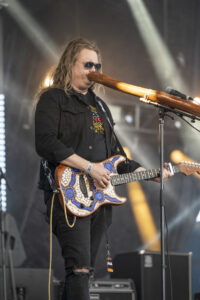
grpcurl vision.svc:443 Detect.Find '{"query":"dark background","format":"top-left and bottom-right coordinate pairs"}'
top-left (2, 0), bottom-right (200, 297)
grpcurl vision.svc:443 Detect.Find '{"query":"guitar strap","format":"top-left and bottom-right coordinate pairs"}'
top-left (96, 97), bottom-right (127, 273)
top-left (96, 97), bottom-right (128, 161)
top-left (96, 97), bottom-right (142, 174)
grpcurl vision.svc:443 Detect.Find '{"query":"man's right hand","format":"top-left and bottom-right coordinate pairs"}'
top-left (90, 163), bottom-right (110, 189)
top-left (60, 154), bottom-right (110, 189)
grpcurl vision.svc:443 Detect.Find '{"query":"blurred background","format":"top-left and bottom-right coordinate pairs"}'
top-left (1, 0), bottom-right (200, 298)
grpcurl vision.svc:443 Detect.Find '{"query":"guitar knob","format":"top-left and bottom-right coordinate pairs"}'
top-left (80, 203), bottom-right (85, 208)
top-left (90, 196), bottom-right (94, 200)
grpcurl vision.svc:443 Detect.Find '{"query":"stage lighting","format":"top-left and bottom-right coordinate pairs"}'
top-left (174, 120), bottom-right (181, 129)
top-left (193, 97), bottom-right (200, 105)
top-left (124, 114), bottom-right (134, 124)
top-left (126, 0), bottom-right (187, 91)
top-left (196, 211), bottom-right (200, 223)
top-left (6, 0), bottom-right (59, 61)
top-left (0, 0), bottom-right (8, 8)
top-left (44, 75), bottom-right (53, 87)
top-left (0, 94), bottom-right (6, 211)
top-left (121, 106), bottom-right (135, 126)
top-left (170, 150), bottom-right (185, 163)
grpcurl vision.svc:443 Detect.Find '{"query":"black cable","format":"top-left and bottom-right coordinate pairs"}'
top-left (176, 114), bottom-right (200, 133)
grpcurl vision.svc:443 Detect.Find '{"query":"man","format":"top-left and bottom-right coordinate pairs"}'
top-left (35, 38), bottom-right (171, 300)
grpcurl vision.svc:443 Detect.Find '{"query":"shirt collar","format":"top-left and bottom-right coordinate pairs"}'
top-left (69, 88), bottom-right (96, 105)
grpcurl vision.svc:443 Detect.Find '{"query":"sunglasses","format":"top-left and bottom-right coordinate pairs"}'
top-left (84, 61), bottom-right (102, 72)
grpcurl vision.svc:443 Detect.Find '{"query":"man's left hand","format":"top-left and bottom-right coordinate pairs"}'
top-left (153, 162), bottom-right (172, 183)
top-left (135, 163), bottom-right (172, 183)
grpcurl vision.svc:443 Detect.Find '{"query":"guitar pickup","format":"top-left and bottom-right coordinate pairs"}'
top-left (79, 174), bottom-right (88, 198)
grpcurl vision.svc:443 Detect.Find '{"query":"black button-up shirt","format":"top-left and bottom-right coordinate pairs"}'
top-left (35, 88), bottom-right (119, 163)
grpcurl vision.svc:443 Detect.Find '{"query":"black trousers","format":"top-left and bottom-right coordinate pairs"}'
top-left (45, 192), bottom-right (112, 300)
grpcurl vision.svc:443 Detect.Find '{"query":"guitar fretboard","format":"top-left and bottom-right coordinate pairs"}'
top-left (111, 165), bottom-right (180, 186)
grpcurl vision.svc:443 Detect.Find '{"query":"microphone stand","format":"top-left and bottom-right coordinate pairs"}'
top-left (138, 97), bottom-right (174, 300)
top-left (159, 108), bottom-right (166, 300)
top-left (140, 101), bottom-right (189, 300)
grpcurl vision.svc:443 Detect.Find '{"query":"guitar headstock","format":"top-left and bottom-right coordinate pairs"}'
top-left (179, 161), bottom-right (200, 176)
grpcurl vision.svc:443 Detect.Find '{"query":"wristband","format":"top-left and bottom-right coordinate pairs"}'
top-left (86, 162), bottom-right (93, 175)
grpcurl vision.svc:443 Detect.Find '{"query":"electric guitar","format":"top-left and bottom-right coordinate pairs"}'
top-left (55, 155), bottom-right (200, 217)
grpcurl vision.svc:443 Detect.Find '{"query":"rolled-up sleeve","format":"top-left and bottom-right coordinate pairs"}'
top-left (35, 91), bottom-right (74, 163)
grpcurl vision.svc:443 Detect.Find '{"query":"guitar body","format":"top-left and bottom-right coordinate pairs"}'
top-left (55, 154), bottom-right (200, 218)
top-left (55, 155), bottom-right (126, 217)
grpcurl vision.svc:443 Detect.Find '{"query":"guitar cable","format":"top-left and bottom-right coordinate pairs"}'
top-left (42, 159), bottom-right (76, 300)
top-left (62, 191), bottom-right (76, 228)
top-left (48, 191), bottom-right (56, 300)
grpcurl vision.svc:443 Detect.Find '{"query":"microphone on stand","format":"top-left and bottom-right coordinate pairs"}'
top-left (165, 86), bottom-right (193, 101)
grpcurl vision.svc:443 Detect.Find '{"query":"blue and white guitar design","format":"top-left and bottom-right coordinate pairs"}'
top-left (55, 155), bottom-right (200, 217)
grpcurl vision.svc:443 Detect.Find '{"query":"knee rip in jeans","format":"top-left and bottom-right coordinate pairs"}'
top-left (73, 266), bottom-right (94, 278)
top-left (65, 264), bottom-right (94, 278)
top-left (74, 268), bottom-right (89, 275)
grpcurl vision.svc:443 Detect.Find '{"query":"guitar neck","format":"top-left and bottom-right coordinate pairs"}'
top-left (111, 164), bottom-right (180, 186)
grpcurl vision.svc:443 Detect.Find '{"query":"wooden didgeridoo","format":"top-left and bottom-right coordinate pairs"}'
top-left (88, 72), bottom-right (200, 119)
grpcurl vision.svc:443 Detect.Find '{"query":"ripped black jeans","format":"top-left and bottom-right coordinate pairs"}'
top-left (46, 193), bottom-right (112, 300)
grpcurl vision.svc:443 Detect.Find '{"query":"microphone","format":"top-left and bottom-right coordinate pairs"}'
top-left (165, 86), bottom-right (193, 101)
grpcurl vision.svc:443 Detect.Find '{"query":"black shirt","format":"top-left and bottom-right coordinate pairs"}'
top-left (74, 89), bottom-right (107, 162)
